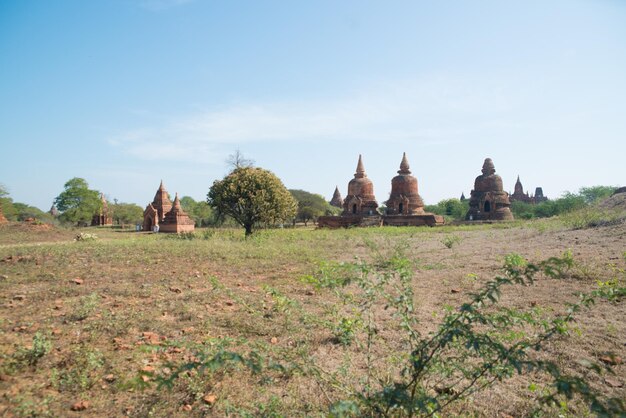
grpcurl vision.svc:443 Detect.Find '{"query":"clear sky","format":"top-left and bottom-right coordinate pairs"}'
top-left (1, 0), bottom-right (625, 211)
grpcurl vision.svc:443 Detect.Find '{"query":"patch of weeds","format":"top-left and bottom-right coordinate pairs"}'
top-left (2, 332), bottom-right (52, 373)
top-left (51, 343), bottom-right (105, 392)
top-left (69, 292), bottom-right (100, 321)
top-left (332, 315), bottom-right (362, 346)
top-left (442, 234), bottom-right (462, 249)
top-left (164, 231), bottom-right (196, 240)
top-left (561, 207), bottom-right (625, 229)
top-left (11, 394), bottom-right (55, 417)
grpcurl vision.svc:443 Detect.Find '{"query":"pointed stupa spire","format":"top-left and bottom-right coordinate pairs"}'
top-left (159, 179), bottom-right (165, 190)
top-left (355, 154), bottom-right (366, 178)
top-left (172, 192), bottom-right (181, 210)
top-left (398, 152), bottom-right (411, 174)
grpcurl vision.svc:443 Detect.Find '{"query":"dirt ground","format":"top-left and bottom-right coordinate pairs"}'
top-left (0, 220), bottom-right (624, 417)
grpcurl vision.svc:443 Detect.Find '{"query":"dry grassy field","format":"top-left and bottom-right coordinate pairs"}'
top-left (0, 219), bottom-right (624, 417)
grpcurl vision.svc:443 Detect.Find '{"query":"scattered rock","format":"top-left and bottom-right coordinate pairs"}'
top-left (305, 290), bottom-right (315, 296)
top-left (169, 287), bottom-right (182, 293)
top-left (182, 404), bottom-right (193, 412)
top-left (530, 301), bottom-right (537, 307)
top-left (141, 331), bottom-right (162, 345)
top-left (599, 355), bottom-right (623, 365)
top-left (270, 337), bottom-right (278, 344)
top-left (225, 300), bottom-right (234, 306)
top-left (141, 375), bottom-right (151, 382)
top-left (0, 274), bottom-right (8, 280)
top-left (605, 377), bottom-right (623, 388)
top-left (12, 295), bottom-right (26, 301)
top-left (451, 288), bottom-right (461, 293)
top-left (203, 394), bottom-right (217, 405)
top-left (70, 401), bottom-right (90, 411)
top-left (104, 374), bottom-right (116, 383)
top-left (73, 278), bottom-right (84, 285)
top-left (141, 365), bottom-right (155, 373)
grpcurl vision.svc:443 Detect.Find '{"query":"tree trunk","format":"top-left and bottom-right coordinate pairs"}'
top-left (244, 223), bottom-right (253, 237)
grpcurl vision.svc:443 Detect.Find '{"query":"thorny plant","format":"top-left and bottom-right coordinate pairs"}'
top-left (146, 248), bottom-right (625, 417)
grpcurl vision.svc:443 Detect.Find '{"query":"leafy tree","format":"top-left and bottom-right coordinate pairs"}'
top-left (109, 202), bottom-right (143, 225)
top-left (578, 185), bottom-right (616, 204)
top-left (425, 198), bottom-right (469, 221)
top-left (0, 183), bottom-right (14, 221)
top-left (11, 203), bottom-right (55, 223)
top-left (208, 167), bottom-right (297, 236)
top-left (180, 196), bottom-right (215, 227)
top-left (289, 189), bottom-right (334, 226)
top-left (54, 178), bottom-right (101, 226)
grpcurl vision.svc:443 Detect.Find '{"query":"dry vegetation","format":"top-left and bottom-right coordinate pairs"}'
top-left (0, 218), bottom-right (624, 417)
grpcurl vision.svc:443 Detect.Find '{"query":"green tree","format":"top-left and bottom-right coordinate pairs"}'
top-left (0, 183), bottom-right (15, 221)
top-left (578, 185), bottom-right (616, 204)
top-left (180, 196), bottom-right (215, 227)
top-left (289, 189), bottom-right (334, 226)
top-left (11, 203), bottom-right (55, 223)
top-left (425, 198), bottom-right (468, 221)
top-left (54, 178), bottom-right (101, 226)
top-left (208, 167), bottom-right (297, 236)
top-left (109, 202), bottom-right (143, 225)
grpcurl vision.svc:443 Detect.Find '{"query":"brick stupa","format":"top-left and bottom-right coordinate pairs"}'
top-left (342, 155), bottom-right (379, 216)
top-left (143, 181), bottom-right (195, 233)
top-left (318, 155), bottom-right (381, 228)
top-left (383, 153), bottom-right (443, 226)
top-left (465, 158), bottom-right (514, 221)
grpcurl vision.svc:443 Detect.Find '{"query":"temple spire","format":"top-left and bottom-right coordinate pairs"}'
top-left (172, 192), bottom-right (181, 210)
top-left (355, 154), bottom-right (366, 178)
top-left (398, 152), bottom-right (411, 174)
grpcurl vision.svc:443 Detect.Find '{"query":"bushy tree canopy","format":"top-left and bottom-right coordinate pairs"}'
top-left (54, 178), bottom-right (101, 226)
top-left (110, 202), bottom-right (143, 225)
top-left (208, 167), bottom-right (297, 235)
top-left (289, 189), bottom-right (335, 226)
top-left (180, 196), bottom-right (215, 227)
top-left (424, 198), bottom-right (469, 221)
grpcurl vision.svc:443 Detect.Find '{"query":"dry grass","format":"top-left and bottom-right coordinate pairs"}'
top-left (0, 221), bottom-right (624, 417)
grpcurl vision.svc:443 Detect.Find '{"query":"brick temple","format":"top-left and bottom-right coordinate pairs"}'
top-left (143, 181), bottom-right (195, 233)
top-left (91, 193), bottom-right (113, 226)
top-left (465, 158), bottom-right (514, 221)
top-left (509, 176), bottom-right (548, 204)
top-left (318, 153), bottom-right (443, 228)
top-left (382, 153), bottom-right (443, 226)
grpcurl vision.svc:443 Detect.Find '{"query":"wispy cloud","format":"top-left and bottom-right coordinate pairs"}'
top-left (108, 76), bottom-right (519, 163)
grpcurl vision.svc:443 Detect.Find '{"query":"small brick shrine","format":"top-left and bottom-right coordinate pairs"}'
top-left (143, 181), bottom-right (195, 233)
top-left (91, 193), bottom-right (113, 226)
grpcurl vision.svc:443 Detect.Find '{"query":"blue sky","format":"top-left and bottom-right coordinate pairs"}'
top-left (1, 0), bottom-right (625, 210)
